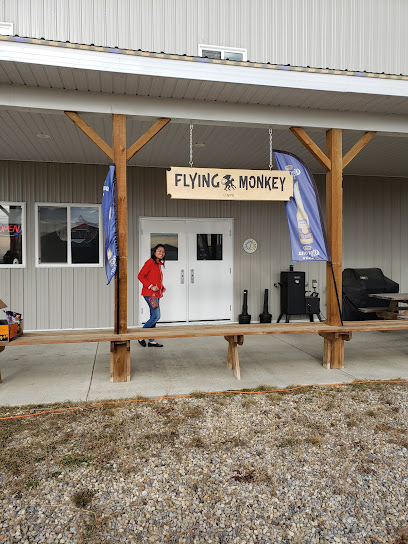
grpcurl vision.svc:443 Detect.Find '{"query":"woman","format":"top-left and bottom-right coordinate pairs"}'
top-left (137, 244), bottom-right (166, 347)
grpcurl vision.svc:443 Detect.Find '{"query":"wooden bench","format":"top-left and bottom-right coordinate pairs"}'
top-left (2, 320), bottom-right (408, 381)
top-left (358, 307), bottom-right (389, 314)
top-left (359, 306), bottom-right (408, 319)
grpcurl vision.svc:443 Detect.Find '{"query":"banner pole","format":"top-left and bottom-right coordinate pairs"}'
top-left (329, 261), bottom-right (343, 326)
top-left (116, 265), bottom-right (119, 335)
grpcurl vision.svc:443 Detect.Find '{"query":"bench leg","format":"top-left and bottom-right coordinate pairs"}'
top-left (323, 337), bottom-right (344, 369)
top-left (319, 332), bottom-right (352, 369)
top-left (110, 340), bottom-right (130, 382)
top-left (224, 335), bottom-right (242, 380)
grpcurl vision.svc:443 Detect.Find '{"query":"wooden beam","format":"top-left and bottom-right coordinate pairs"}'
top-left (342, 131), bottom-right (376, 169)
top-left (64, 111), bottom-right (114, 160)
top-left (111, 113), bottom-right (129, 382)
top-left (126, 118), bottom-right (171, 162)
top-left (324, 128), bottom-right (344, 369)
top-left (290, 127), bottom-right (331, 171)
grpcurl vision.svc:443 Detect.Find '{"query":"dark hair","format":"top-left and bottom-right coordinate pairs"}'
top-left (151, 244), bottom-right (166, 265)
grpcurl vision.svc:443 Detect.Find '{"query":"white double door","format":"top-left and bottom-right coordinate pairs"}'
top-left (139, 218), bottom-right (233, 323)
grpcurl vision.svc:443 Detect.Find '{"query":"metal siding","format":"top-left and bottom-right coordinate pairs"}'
top-left (0, 160), bottom-right (114, 330)
top-left (1, 160), bottom-right (407, 330)
top-left (1, 0), bottom-right (407, 75)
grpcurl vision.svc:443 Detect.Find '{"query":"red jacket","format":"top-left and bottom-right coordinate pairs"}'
top-left (138, 258), bottom-right (165, 298)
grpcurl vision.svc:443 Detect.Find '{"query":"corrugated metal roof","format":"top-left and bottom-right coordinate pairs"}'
top-left (1, 34), bottom-right (406, 81)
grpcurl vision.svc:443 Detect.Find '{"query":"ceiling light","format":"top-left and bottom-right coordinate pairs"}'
top-left (194, 142), bottom-right (205, 148)
top-left (37, 133), bottom-right (50, 139)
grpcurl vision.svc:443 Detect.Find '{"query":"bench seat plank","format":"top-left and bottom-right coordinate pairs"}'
top-left (3, 320), bottom-right (408, 347)
top-left (358, 307), bottom-right (388, 313)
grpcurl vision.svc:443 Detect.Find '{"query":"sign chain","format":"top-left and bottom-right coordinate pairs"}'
top-left (189, 124), bottom-right (194, 167)
top-left (269, 127), bottom-right (273, 170)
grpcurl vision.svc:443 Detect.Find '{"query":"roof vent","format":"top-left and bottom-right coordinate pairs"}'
top-left (0, 22), bottom-right (14, 36)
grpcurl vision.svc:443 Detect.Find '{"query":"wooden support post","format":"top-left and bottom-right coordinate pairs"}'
top-left (110, 340), bottom-right (130, 382)
top-left (111, 114), bottom-right (130, 382)
top-left (224, 335), bottom-right (241, 380)
top-left (325, 128), bottom-right (344, 369)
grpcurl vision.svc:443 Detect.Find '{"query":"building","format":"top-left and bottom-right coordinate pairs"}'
top-left (0, 0), bottom-right (407, 345)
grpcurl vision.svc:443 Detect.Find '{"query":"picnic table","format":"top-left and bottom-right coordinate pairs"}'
top-left (359, 293), bottom-right (408, 320)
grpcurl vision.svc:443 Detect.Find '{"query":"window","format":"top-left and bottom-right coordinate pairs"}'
top-left (198, 44), bottom-right (247, 62)
top-left (197, 234), bottom-right (223, 260)
top-left (150, 233), bottom-right (178, 261)
top-left (0, 202), bottom-right (25, 268)
top-left (36, 203), bottom-right (102, 267)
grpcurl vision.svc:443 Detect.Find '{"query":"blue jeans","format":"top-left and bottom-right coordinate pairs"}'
top-left (143, 296), bottom-right (161, 343)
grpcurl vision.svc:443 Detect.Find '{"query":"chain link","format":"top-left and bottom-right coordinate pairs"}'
top-left (269, 127), bottom-right (273, 170)
top-left (189, 124), bottom-right (194, 167)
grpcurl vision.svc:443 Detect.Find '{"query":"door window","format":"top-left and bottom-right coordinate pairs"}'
top-left (197, 234), bottom-right (223, 260)
top-left (151, 233), bottom-right (178, 261)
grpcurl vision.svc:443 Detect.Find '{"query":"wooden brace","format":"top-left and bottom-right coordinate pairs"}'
top-left (318, 331), bottom-right (352, 342)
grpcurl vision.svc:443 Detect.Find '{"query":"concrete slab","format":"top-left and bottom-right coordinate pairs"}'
top-left (0, 343), bottom-right (97, 406)
top-left (0, 330), bottom-right (407, 407)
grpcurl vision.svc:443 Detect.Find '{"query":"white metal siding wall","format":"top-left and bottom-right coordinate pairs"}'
top-left (1, 0), bottom-right (407, 74)
top-left (0, 161), bottom-right (114, 330)
top-left (127, 168), bottom-right (408, 327)
top-left (1, 161), bottom-right (406, 330)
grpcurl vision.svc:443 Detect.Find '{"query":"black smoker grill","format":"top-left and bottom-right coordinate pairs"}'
top-left (342, 267), bottom-right (399, 321)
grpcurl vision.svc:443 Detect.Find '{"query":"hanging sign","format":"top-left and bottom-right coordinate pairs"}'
top-left (273, 150), bottom-right (330, 263)
top-left (167, 167), bottom-right (293, 201)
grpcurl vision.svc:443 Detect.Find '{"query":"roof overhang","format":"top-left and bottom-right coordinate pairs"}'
top-left (0, 37), bottom-right (407, 176)
top-left (1, 37), bottom-right (407, 97)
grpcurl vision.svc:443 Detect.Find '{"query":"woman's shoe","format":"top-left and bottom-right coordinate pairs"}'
top-left (148, 342), bottom-right (163, 347)
top-left (138, 340), bottom-right (146, 347)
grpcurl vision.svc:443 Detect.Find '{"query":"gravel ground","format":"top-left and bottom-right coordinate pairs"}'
top-left (1, 383), bottom-right (408, 544)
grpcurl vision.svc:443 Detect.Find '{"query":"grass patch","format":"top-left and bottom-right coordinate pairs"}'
top-left (25, 477), bottom-right (40, 489)
top-left (62, 454), bottom-right (92, 467)
top-left (72, 489), bottom-right (94, 508)
top-left (189, 435), bottom-right (207, 448)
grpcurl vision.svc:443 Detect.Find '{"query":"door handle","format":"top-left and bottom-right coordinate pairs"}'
top-left (181, 269), bottom-right (184, 284)
top-left (191, 269), bottom-right (194, 283)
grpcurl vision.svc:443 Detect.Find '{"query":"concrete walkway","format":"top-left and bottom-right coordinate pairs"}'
top-left (0, 329), bottom-right (407, 407)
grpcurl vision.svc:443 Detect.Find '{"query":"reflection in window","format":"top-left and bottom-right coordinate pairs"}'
top-left (39, 206), bottom-right (68, 263)
top-left (0, 203), bottom-right (24, 266)
top-left (201, 49), bottom-right (222, 59)
top-left (37, 204), bottom-right (101, 266)
top-left (151, 233), bottom-right (178, 261)
top-left (197, 234), bottom-right (223, 260)
top-left (71, 206), bottom-right (100, 264)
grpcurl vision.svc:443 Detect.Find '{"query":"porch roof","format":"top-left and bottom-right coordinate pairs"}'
top-left (0, 36), bottom-right (407, 176)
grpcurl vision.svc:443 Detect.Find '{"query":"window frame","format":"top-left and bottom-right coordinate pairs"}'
top-left (198, 44), bottom-right (247, 62)
top-left (0, 201), bottom-right (26, 269)
top-left (35, 202), bottom-right (103, 268)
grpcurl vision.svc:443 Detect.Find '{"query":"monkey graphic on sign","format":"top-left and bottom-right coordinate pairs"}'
top-left (222, 175), bottom-right (236, 191)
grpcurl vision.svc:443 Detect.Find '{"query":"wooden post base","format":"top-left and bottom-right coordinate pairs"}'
top-left (224, 335), bottom-right (243, 380)
top-left (110, 341), bottom-right (130, 382)
top-left (319, 332), bottom-right (352, 369)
